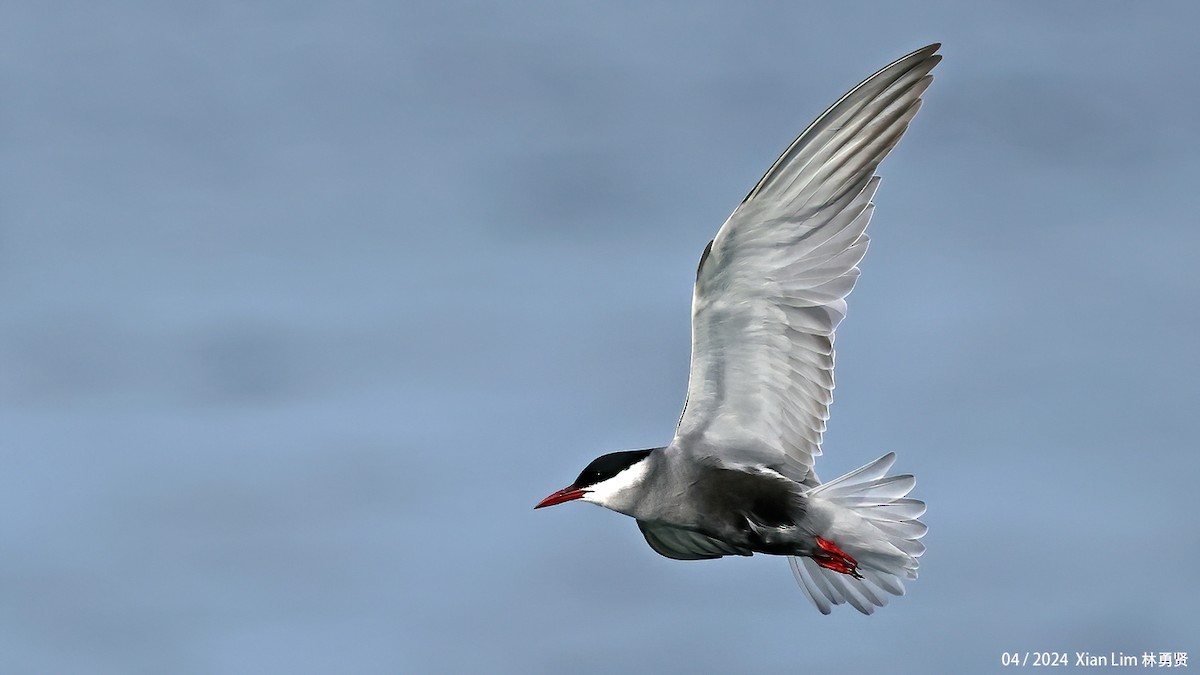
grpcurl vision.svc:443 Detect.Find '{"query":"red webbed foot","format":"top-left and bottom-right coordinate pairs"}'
top-left (814, 536), bottom-right (863, 579)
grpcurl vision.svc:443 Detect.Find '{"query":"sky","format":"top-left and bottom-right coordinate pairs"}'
top-left (3, 1), bottom-right (1198, 673)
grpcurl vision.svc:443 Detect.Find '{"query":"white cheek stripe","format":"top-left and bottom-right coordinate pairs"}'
top-left (581, 459), bottom-right (650, 507)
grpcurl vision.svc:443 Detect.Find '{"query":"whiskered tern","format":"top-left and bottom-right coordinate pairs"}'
top-left (537, 44), bottom-right (940, 615)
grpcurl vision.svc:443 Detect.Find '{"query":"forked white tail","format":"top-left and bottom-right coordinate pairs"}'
top-left (790, 452), bottom-right (926, 614)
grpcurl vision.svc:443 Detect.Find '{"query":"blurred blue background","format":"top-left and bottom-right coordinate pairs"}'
top-left (3, 1), bottom-right (1197, 673)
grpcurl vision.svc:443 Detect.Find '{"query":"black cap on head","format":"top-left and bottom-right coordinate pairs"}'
top-left (572, 448), bottom-right (655, 489)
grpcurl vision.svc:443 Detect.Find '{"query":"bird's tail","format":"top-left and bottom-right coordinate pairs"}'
top-left (790, 452), bottom-right (926, 614)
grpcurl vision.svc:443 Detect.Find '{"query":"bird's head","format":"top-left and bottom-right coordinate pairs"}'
top-left (535, 448), bottom-right (655, 512)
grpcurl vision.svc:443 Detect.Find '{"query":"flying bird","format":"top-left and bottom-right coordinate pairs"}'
top-left (536, 44), bottom-right (940, 614)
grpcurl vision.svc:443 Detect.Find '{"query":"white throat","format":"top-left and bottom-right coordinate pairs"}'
top-left (580, 458), bottom-right (651, 514)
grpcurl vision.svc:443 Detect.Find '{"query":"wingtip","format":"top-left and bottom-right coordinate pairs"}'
top-left (905, 43), bottom-right (942, 66)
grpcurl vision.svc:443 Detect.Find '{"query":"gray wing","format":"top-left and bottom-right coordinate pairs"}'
top-left (637, 521), bottom-right (753, 560)
top-left (673, 45), bottom-right (940, 482)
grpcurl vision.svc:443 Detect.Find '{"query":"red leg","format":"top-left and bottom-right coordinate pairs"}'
top-left (814, 537), bottom-right (863, 579)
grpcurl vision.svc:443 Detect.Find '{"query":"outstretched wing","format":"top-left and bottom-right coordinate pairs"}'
top-left (637, 521), bottom-right (752, 560)
top-left (673, 45), bottom-right (940, 482)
